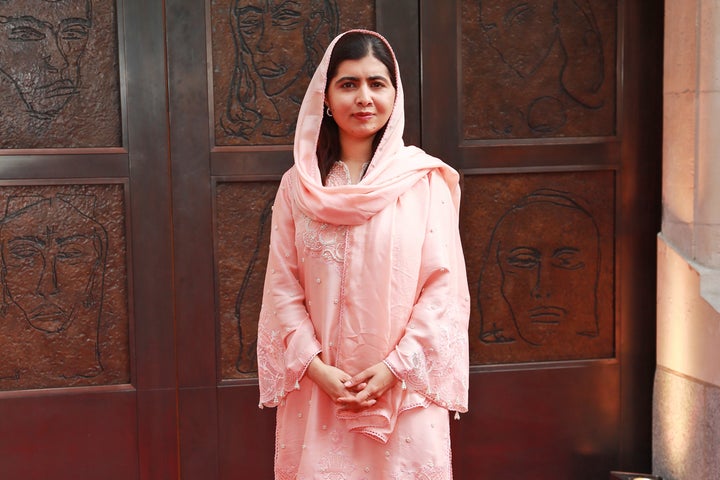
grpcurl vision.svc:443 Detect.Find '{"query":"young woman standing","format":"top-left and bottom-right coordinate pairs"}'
top-left (257, 29), bottom-right (470, 479)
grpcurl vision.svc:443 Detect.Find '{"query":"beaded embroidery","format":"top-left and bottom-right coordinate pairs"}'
top-left (299, 163), bottom-right (350, 266)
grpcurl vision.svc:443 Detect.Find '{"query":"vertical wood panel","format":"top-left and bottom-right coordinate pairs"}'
top-left (376, 0), bottom-right (421, 147)
top-left (124, 0), bottom-right (179, 477)
top-left (616, 0), bottom-right (663, 468)
top-left (166, 0), bottom-right (220, 477)
top-left (421, 0), bottom-right (460, 167)
top-left (217, 387), bottom-right (276, 480)
top-left (452, 364), bottom-right (620, 479)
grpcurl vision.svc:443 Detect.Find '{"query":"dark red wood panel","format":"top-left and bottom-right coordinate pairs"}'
top-left (452, 363), bottom-right (620, 479)
top-left (0, 387), bottom-right (138, 480)
top-left (217, 385), bottom-right (276, 480)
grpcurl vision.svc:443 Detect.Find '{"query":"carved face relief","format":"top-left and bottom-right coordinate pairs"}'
top-left (0, 197), bottom-right (103, 333)
top-left (494, 200), bottom-right (599, 346)
top-left (478, 0), bottom-right (558, 78)
top-left (0, 0), bottom-right (91, 118)
top-left (232, 0), bottom-right (317, 97)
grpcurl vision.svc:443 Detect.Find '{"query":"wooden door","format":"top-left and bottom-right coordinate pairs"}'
top-left (421, 0), bottom-right (662, 478)
top-left (0, 0), bottom-right (178, 479)
top-left (0, 0), bottom-right (662, 479)
top-left (166, 1), bottom-right (423, 478)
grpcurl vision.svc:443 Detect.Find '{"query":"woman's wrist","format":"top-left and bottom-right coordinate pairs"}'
top-left (307, 355), bottom-right (324, 381)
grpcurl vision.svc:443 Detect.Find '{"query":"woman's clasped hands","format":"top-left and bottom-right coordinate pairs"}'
top-left (307, 356), bottom-right (398, 411)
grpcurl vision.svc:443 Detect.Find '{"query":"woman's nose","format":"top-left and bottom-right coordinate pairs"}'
top-left (356, 85), bottom-right (372, 105)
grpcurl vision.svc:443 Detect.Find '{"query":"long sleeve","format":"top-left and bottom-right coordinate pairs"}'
top-left (384, 170), bottom-right (470, 413)
top-left (257, 170), bottom-right (322, 408)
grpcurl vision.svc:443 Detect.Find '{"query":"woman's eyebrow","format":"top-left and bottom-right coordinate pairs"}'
top-left (334, 75), bottom-right (359, 83)
top-left (334, 74), bottom-right (390, 84)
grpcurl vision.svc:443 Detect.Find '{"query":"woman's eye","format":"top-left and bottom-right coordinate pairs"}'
top-left (9, 245), bottom-right (39, 259)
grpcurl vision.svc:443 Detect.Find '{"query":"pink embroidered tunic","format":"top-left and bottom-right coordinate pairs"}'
top-left (257, 30), bottom-right (470, 480)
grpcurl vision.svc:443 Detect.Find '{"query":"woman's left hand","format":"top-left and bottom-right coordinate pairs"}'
top-left (336, 362), bottom-right (398, 411)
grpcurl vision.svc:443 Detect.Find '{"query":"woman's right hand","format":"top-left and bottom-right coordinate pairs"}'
top-left (306, 356), bottom-right (366, 404)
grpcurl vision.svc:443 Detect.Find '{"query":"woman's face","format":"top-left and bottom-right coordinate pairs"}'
top-left (325, 53), bottom-right (395, 148)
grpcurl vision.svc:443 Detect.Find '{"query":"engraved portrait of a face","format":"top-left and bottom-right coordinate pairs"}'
top-left (465, 0), bottom-right (611, 139)
top-left (0, 0), bottom-right (92, 119)
top-left (221, 0), bottom-right (338, 142)
top-left (0, 195), bottom-right (105, 334)
top-left (479, 189), bottom-right (601, 347)
top-left (234, 0), bottom-right (318, 97)
top-left (478, 0), bottom-right (558, 79)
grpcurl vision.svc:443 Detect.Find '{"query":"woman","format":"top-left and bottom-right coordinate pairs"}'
top-left (257, 29), bottom-right (469, 479)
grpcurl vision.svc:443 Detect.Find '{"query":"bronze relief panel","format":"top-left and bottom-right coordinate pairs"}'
top-left (461, 171), bottom-right (615, 364)
top-left (0, 183), bottom-right (130, 390)
top-left (461, 0), bottom-right (617, 140)
top-left (210, 0), bottom-right (375, 147)
top-left (216, 181), bottom-right (276, 379)
top-left (0, 0), bottom-right (122, 149)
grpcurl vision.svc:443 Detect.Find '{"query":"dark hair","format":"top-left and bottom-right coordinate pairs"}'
top-left (317, 32), bottom-right (397, 184)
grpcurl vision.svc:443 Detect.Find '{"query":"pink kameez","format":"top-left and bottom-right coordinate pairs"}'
top-left (257, 30), bottom-right (470, 480)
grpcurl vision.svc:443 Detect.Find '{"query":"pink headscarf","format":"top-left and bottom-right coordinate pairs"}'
top-left (291, 29), bottom-right (460, 225)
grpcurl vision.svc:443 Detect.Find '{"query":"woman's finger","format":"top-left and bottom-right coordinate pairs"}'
top-left (350, 382), bottom-right (367, 392)
top-left (343, 374), bottom-right (367, 388)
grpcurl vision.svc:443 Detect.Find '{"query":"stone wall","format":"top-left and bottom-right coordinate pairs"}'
top-left (656, 0), bottom-right (720, 478)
